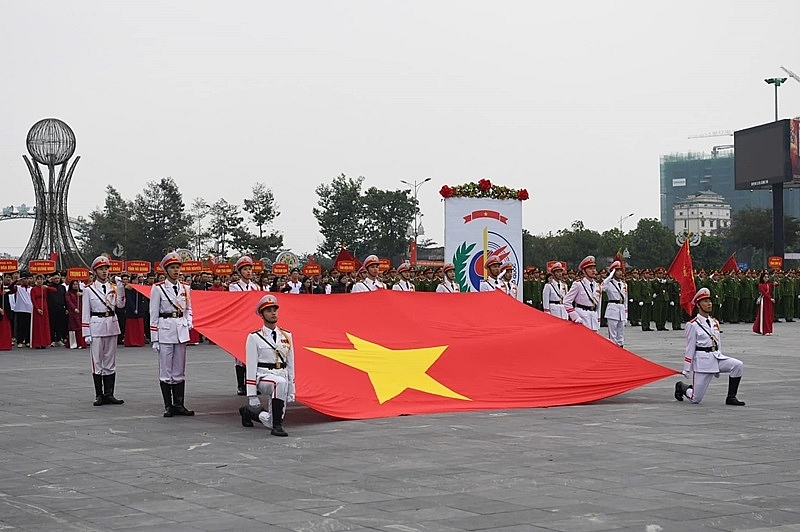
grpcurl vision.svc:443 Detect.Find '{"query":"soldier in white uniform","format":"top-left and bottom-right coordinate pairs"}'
top-left (351, 255), bottom-right (386, 292)
top-left (499, 262), bottom-right (517, 298)
top-left (149, 252), bottom-right (195, 417)
top-left (675, 288), bottom-right (745, 406)
top-left (436, 263), bottom-right (461, 293)
top-left (392, 262), bottom-right (416, 291)
top-left (601, 260), bottom-right (628, 346)
top-left (228, 256), bottom-right (259, 395)
top-left (563, 256), bottom-right (602, 331)
top-left (238, 294), bottom-right (295, 436)
top-left (542, 261), bottom-right (568, 320)
top-left (479, 254), bottom-right (503, 292)
top-left (82, 256), bottom-right (126, 406)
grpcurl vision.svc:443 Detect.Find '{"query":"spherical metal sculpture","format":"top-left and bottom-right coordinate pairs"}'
top-left (20, 118), bottom-right (86, 269)
top-left (26, 118), bottom-right (76, 166)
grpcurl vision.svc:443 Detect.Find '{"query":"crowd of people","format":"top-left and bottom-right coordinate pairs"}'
top-left (0, 256), bottom-right (797, 352)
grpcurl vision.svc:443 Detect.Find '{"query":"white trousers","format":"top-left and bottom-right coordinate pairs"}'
top-left (607, 319), bottom-right (625, 346)
top-left (157, 342), bottom-right (187, 383)
top-left (90, 336), bottom-right (117, 375)
top-left (573, 308), bottom-right (600, 331)
top-left (686, 358), bottom-right (744, 404)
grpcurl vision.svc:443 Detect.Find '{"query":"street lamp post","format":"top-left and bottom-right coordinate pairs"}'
top-left (400, 177), bottom-right (431, 265)
top-left (618, 212), bottom-right (634, 231)
top-left (765, 77), bottom-right (788, 262)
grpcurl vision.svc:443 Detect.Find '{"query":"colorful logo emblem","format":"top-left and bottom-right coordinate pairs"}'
top-left (452, 231), bottom-right (520, 292)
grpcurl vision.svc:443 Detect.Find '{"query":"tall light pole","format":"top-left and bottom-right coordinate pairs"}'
top-left (765, 77), bottom-right (788, 262)
top-left (764, 77), bottom-right (787, 121)
top-left (400, 177), bottom-right (431, 265)
top-left (618, 212), bottom-right (634, 231)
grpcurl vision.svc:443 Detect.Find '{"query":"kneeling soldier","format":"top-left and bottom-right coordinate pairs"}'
top-left (239, 294), bottom-right (296, 436)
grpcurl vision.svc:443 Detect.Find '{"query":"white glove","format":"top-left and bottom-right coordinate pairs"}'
top-left (669, 301), bottom-right (675, 306)
top-left (681, 370), bottom-right (690, 378)
top-left (115, 276), bottom-right (122, 282)
top-left (652, 293), bottom-right (657, 298)
top-left (629, 299), bottom-right (633, 302)
top-left (638, 301), bottom-right (643, 307)
top-left (248, 396), bottom-right (260, 407)
top-left (152, 341), bottom-right (159, 351)
top-left (569, 313), bottom-right (580, 323)
top-left (287, 394), bottom-right (296, 404)
top-left (84, 336), bottom-right (92, 345)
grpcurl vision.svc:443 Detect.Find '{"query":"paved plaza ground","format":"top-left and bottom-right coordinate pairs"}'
top-left (0, 321), bottom-right (799, 531)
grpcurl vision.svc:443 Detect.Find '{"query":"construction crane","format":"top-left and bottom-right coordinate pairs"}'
top-left (687, 130), bottom-right (733, 139)
top-left (780, 65), bottom-right (800, 84)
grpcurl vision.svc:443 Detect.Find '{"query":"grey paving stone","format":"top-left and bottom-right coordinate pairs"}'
top-left (1, 323), bottom-right (800, 531)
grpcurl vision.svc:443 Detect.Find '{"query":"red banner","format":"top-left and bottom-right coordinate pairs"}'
top-left (212, 263), bottom-right (233, 276)
top-left (0, 259), bottom-right (18, 273)
top-left (155, 263), bottom-right (165, 274)
top-left (667, 240), bottom-right (697, 316)
top-left (768, 256), bottom-right (783, 270)
top-left (378, 258), bottom-right (391, 272)
top-left (182, 260), bottom-right (202, 274)
top-left (134, 288), bottom-right (676, 420)
top-left (109, 260), bottom-right (124, 274)
top-left (272, 263), bottom-right (289, 275)
top-left (336, 260), bottom-right (355, 273)
top-left (463, 210), bottom-right (508, 224)
top-left (29, 260), bottom-right (56, 275)
top-left (126, 260), bottom-right (151, 274)
top-left (66, 267), bottom-right (90, 282)
top-left (302, 263), bottom-right (322, 276)
top-left (252, 260), bottom-right (264, 274)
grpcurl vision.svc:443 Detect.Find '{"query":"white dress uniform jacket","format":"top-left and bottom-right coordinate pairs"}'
top-left (351, 277), bottom-right (385, 292)
top-left (479, 277), bottom-right (502, 292)
top-left (542, 280), bottom-right (568, 319)
top-left (436, 279), bottom-right (461, 293)
top-left (81, 280), bottom-right (125, 338)
top-left (149, 279), bottom-right (193, 344)
top-left (601, 272), bottom-right (628, 321)
top-left (228, 279), bottom-right (259, 292)
top-left (245, 325), bottom-right (295, 401)
top-left (683, 316), bottom-right (729, 374)
top-left (392, 280), bottom-right (415, 291)
top-left (563, 278), bottom-right (601, 331)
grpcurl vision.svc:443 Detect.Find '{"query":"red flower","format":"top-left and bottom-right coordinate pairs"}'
top-left (517, 189), bottom-right (529, 201)
top-left (439, 185), bottom-right (453, 198)
top-left (478, 178), bottom-right (492, 192)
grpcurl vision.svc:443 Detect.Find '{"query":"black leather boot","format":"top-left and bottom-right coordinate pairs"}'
top-left (725, 376), bottom-right (746, 406)
top-left (172, 381), bottom-right (194, 416)
top-left (270, 398), bottom-right (288, 437)
top-left (102, 373), bottom-right (124, 405)
top-left (93, 374), bottom-right (104, 406)
top-left (238, 405), bottom-right (256, 427)
top-left (235, 365), bottom-right (246, 395)
top-left (160, 381), bottom-right (174, 417)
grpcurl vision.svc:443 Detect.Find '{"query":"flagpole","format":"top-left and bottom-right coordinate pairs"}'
top-left (482, 226), bottom-right (488, 281)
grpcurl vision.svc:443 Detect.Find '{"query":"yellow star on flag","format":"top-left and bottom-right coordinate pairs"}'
top-left (306, 334), bottom-right (471, 404)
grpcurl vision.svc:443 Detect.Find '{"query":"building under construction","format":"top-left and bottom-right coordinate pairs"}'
top-left (659, 151), bottom-right (800, 233)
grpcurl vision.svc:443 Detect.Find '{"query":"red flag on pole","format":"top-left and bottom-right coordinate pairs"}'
top-left (720, 253), bottom-right (739, 273)
top-left (667, 239), bottom-right (697, 316)
top-left (613, 248), bottom-right (625, 272)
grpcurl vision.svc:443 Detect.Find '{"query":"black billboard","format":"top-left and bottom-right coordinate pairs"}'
top-left (734, 119), bottom-right (793, 190)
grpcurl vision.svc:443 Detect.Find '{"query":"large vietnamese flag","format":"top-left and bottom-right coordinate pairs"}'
top-left (138, 288), bottom-right (676, 419)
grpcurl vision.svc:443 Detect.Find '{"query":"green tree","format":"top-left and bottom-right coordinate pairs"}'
top-left (130, 177), bottom-right (191, 261)
top-left (207, 199), bottom-right (245, 260)
top-left (313, 174), bottom-right (365, 259)
top-left (189, 197), bottom-right (211, 260)
top-left (628, 218), bottom-right (676, 269)
top-left (729, 208), bottom-right (800, 266)
top-left (242, 182), bottom-right (283, 258)
top-left (79, 186), bottom-right (133, 259)
top-left (360, 187), bottom-right (417, 262)
top-left (689, 235), bottom-right (729, 271)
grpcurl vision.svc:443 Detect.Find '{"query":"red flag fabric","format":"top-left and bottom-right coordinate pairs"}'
top-left (667, 239), bottom-right (697, 316)
top-left (720, 253), bottom-right (739, 273)
top-left (333, 247), bottom-right (361, 270)
top-left (613, 249), bottom-right (625, 272)
top-left (138, 287), bottom-right (676, 419)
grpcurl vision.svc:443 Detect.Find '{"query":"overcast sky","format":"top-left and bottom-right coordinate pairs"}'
top-left (2, 1), bottom-right (800, 259)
